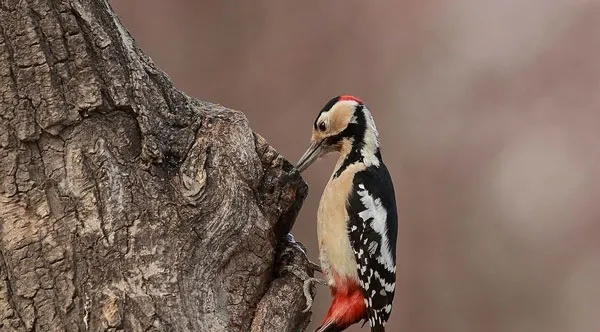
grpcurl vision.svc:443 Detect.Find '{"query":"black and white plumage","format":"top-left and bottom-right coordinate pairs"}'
top-left (348, 168), bottom-right (397, 328)
top-left (295, 95), bottom-right (398, 332)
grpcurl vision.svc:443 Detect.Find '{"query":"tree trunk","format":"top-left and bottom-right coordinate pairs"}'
top-left (0, 0), bottom-right (315, 331)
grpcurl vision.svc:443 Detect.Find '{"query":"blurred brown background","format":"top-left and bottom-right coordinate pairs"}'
top-left (110, 1), bottom-right (600, 331)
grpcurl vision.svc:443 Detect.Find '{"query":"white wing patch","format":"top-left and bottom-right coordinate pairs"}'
top-left (356, 185), bottom-right (395, 274)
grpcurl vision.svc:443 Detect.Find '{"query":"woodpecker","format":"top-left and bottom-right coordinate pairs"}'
top-left (296, 95), bottom-right (398, 332)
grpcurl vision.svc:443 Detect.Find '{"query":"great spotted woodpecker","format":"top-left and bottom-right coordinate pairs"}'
top-left (296, 96), bottom-right (398, 332)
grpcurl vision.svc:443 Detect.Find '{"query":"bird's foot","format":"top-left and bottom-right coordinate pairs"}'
top-left (281, 265), bottom-right (327, 313)
top-left (301, 276), bottom-right (326, 312)
top-left (284, 234), bottom-right (322, 274)
top-left (309, 261), bottom-right (322, 274)
top-left (280, 234), bottom-right (326, 312)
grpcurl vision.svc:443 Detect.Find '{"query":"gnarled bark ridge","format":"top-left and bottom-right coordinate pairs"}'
top-left (0, 0), bottom-right (314, 331)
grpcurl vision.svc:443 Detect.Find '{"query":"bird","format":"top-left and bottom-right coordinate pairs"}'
top-left (295, 95), bottom-right (398, 332)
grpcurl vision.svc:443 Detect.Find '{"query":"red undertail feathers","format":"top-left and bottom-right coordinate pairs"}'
top-left (315, 275), bottom-right (366, 332)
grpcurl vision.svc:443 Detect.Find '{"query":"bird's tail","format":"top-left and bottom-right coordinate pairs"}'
top-left (371, 325), bottom-right (385, 332)
top-left (314, 321), bottom-right (344, 332)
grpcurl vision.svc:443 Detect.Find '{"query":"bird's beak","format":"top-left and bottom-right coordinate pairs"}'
top-left (296, 139), bottom-right (324, 173)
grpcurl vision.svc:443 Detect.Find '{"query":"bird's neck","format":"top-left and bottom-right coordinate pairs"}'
top-left (333, 133), bottom-right (381, 178)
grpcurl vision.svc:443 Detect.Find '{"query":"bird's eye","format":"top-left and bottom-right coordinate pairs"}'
top-left (318, 122), bottom-right (327, 131)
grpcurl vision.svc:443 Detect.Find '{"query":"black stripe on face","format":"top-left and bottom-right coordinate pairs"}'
top-left (314, 96), bottom-right (340, 130)
top-left (330, 106), bottom-right (369, 177)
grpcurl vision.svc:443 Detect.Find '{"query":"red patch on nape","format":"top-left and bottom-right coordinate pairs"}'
top-left (338, 95), bottom-right (362, 104)
top-left (320, 274), bottom-right (366, 330)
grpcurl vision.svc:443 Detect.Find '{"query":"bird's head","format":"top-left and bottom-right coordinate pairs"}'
top-left (296, 95), bottom-right (380, 173)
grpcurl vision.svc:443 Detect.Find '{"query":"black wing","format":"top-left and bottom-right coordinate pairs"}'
top-left (347, 164), bottom-right (398, 330)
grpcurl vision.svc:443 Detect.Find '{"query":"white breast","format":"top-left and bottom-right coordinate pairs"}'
top-left (317, 162), bottom-right (365, 286)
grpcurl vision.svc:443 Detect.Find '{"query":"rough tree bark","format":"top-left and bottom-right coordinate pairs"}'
top-left (0, 0), bottom-right (316, 331)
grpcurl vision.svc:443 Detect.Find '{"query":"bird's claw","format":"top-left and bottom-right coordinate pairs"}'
top-left (280, 265), bottom-right (326, 313)
top-left (301, 277), bottom-right (326, 312)
top-left (309, 261), bottom-right (322, 274)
